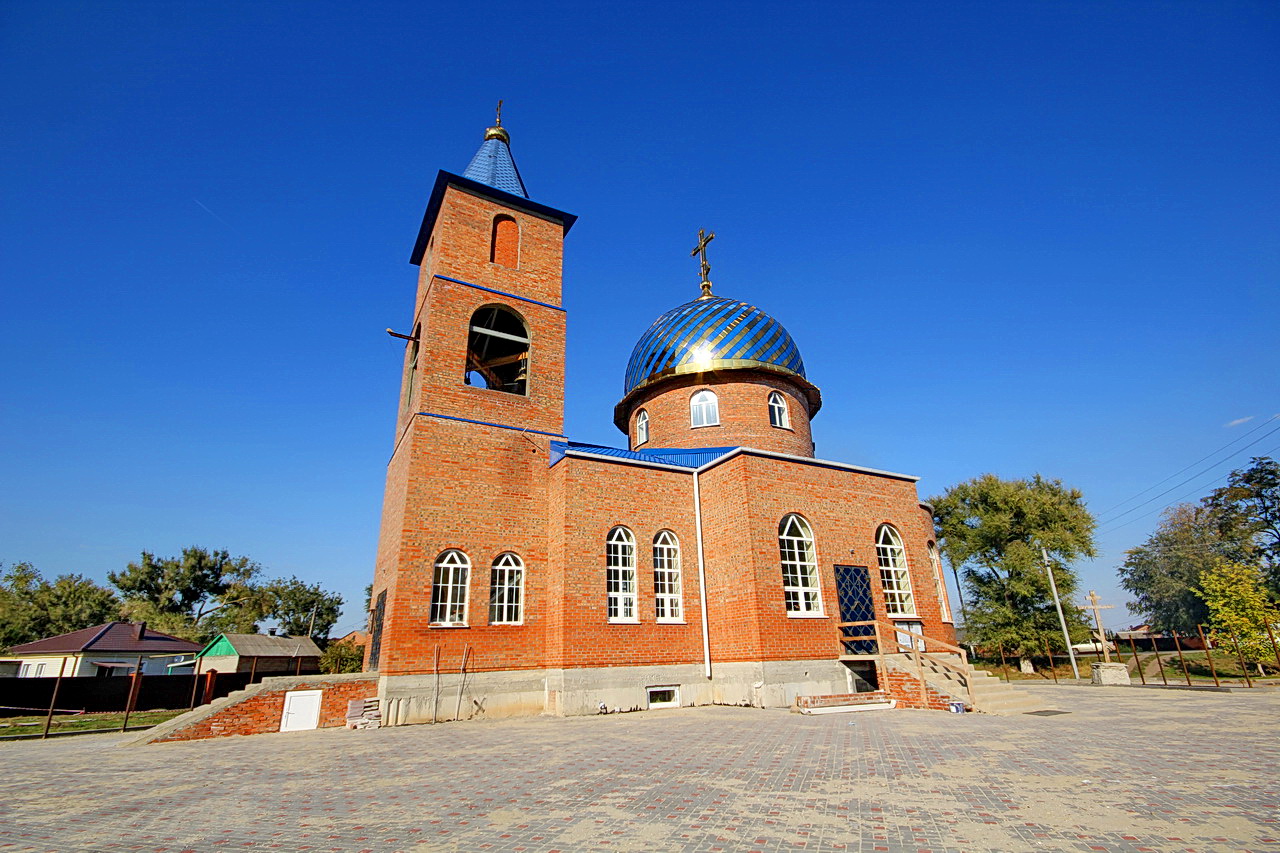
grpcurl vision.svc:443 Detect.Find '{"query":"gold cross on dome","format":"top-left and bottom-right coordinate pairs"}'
top-left (691, 228), bottom-right (716, 298)
top-left (495, 99), bottom-right (503, 127)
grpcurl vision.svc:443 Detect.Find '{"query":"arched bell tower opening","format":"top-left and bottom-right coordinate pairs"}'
top-left (465, 304), bottom-right (529, 395)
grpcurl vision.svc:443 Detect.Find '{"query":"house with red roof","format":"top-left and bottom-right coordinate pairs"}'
top-left (2, 621), bottom-right (202, 678)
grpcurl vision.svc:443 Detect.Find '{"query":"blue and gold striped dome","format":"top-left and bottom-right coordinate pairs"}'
top-left (624, 296), bottom-right (807, 395)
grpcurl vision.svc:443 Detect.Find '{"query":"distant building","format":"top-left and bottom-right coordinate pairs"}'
top-left (197, 633), bottom-right (323, 676)
top-left (1, 622), bottom-right (201, 677)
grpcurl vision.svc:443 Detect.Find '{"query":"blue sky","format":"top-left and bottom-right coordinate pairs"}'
top-left (2, 2), bottom-right (1276, 636)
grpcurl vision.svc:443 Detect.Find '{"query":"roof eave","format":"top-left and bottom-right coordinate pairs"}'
top-left (410, 170), bottom-right (577, 265)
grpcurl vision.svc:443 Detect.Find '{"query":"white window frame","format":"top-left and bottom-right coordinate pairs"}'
top-left (928, 542), bottom-right (952, 623)
top-left (647, 685), bottom-right (680, 709)
top-left (779, 513), bottom-right (823, 616)
top-left (767, 391), bottom-right (790, 429)
top-left (635, 409), bottom-right (649, 447)
top-left (430, 549), bottom-right (471, 626)
top-left (607, 526), bottom-right (638, 623)
top-left (653, 530), bottom-right (683, 623)
top-left (690, 389), bottom-right (719, 428)
top-left (876, 525), bottom-right (917, 617)
top-left (488, 552), bottom-right (524, 625)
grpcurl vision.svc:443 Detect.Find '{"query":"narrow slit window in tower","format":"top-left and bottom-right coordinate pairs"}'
top-left (491, 215), bottom-right (519, 267)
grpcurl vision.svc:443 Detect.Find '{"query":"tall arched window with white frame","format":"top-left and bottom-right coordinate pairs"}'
top-left (635, 409), bottom-right (649, 447)
top-left (876, 525), bottom-right (916, 617)
top-left (489, 552), bottom-right (524, 624)
top-left (767, 391), bottom-right (790, 428)
top-left (653, 530), bottom-right (682, 621)
top-left (430, 549), bottom-right (471, 625)
top-left (927, 542), bottom-right (952, 623)
top-left (778, 514), bottom-right (822, 615)
top-left (690, 389), bottom-right (719, 427)
top-left (606, 526), bottom-right (637, 622)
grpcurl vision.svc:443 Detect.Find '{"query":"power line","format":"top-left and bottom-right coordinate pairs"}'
top-left (1099, 440), bottom-right (1280, 535)
top-left (1095, 414), bottom-right (1278, 518)
top-left (1096, 424), bottom-right (1280, 526)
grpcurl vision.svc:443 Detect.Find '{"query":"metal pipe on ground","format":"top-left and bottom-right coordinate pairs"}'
top-left (1196, 624), bottom-right (1220, 687)
top-left (454, 645), bottom-right (471, 722)
top-left (1231, 632), bottom-right (1254, 688)
top-left (1172, 631), bottom-right (1192, 686)
top-left (41, 658), bottom-right (69, 739)
top-left (121, 654), bottom-right (143, 731)
top-left (1128, 636), bottom-right (1146, 685)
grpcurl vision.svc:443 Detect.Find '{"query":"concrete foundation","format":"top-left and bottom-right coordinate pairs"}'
top-left (1091, 662), bottom-right (1131, 686)
top-left (378, 659), bottom-right (860, 725)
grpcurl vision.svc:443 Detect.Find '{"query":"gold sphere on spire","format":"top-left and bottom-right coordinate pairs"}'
top-left (485, 99), bottom-right (510, 143)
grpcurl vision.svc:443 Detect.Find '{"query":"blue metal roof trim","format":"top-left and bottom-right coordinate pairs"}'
top-left (462, 137), bottom-right (529, 198)
top-left (549, 441), bottom-right (736, 469)
top-left (623, 297), bottom-right (807, 394)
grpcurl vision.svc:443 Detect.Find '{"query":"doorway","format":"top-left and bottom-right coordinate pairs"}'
top-left (280, 689), bottom-right (323, 732)
top-left (833, 565), bottom-right (876, 655)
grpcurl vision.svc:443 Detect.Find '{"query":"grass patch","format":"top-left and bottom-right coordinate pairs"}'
top-left (0, 709), bottom-right (186, 735)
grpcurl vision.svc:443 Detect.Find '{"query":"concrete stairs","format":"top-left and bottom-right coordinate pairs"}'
top-left (886, 653), bottom-right (1051, 716)
top-left (795, 691), bottom-right (896, 714)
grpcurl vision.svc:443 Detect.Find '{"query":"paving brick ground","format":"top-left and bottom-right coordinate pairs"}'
top-left (2, 684), bottom-right (1277, 852)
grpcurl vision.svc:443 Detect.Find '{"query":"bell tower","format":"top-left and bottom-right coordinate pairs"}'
top-left (367, 112), bottom-right (577, 676)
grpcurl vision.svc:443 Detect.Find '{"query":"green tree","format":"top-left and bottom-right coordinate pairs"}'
top-left (1203, 457), bottom-right (1280, 597)
top-left (109, 547), bottom-right (266, 641)
top-left (1196, 559), bottom-right (1279, 676)
top-left (931, 474), bottom-right (1096, 670)
top-left (319, 638), bottom-right (365, 673)
top-left (1117, 504), bottom-right (1239, 631)
top-left (0, 562), bottom-right (120, 650)
top-left (265, 576), bottom-right (343, 639)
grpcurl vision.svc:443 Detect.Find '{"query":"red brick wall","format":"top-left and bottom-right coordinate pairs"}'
top-left (547, 457), bottom-right (705, 670)
top-left (152, 677), bottom-right (377, 742)
top-left (623, 372), bottom-right (814, 457)
top-left (880, 666), bottom-right (954, 711)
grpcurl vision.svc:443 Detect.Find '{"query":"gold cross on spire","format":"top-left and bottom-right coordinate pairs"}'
top-left (691, 228), bottom-right (716, 298)
top-left (495, 99), bottom-right (503, 127)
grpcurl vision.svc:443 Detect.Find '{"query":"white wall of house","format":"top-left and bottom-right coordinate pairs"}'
top-left (6, 653), bottom-right (196, 677)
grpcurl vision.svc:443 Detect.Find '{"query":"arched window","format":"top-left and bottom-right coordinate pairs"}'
top-left (490, 215), bottom-right (519, 267)
top-left (402, 323), bottom-right (421, 414)
top-left (876, 525), bottom-right (916, 616)
top-left (768, 391), bottom-right (790, 429)
top-left (430, 550), bottom-right (470, 625)
top-left (606, 526), bottom-right (637, 622)
top-left (927, 542), bottom-right (952, 623)
top-left (489, 552), bottom-right (524, 624)
top-left (778, 514), bottom-right (821, 614)
top-left (635, 409), bottom-right (649, 447)
top-left (653, 530), bottom-right (682, 621)
top-left (465, 305), bottom-right (529, 395)
top-left (690, 389), bottom-right (719, 428)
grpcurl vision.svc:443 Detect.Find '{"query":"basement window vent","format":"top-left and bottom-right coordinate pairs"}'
top-left (647, 685), bottom-right (679, 709)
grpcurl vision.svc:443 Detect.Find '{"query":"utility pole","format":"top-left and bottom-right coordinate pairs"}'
top-left (1042, 546), bottom-right (1080, 679)
top-left (306, 604), bottom-right (319, 639)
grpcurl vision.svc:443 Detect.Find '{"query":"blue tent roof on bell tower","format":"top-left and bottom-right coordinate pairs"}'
top-left (462, 125), bottom-right (529, 198)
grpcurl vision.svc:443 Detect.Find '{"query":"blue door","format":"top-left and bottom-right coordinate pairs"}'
top-left (834, 565), bottom-right (876, 654)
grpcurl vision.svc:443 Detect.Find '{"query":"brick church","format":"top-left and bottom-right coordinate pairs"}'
top-left (365, 114), bottom-right (960, 723)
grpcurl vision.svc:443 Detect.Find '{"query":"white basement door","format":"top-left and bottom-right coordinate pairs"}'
top-left (279, 689), bottom-right (323, 732)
